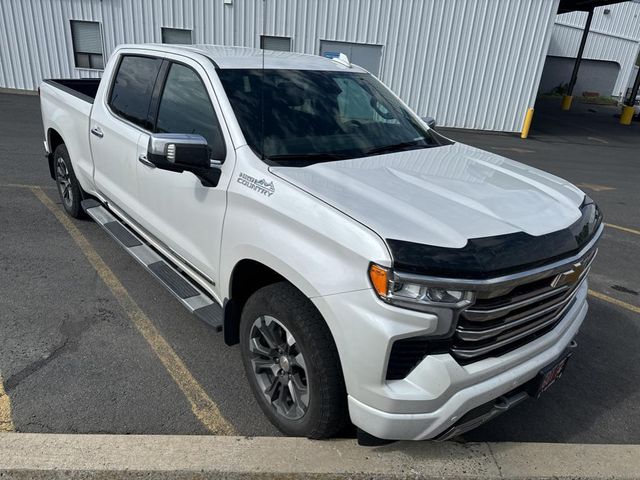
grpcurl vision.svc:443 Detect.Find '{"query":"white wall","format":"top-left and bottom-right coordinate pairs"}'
top-left (0, 0), bottom-right (560, 132)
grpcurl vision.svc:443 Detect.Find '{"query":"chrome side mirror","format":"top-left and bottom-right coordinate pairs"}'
top-left (146, 133), bottom-right (221, 187)
top-left (147, 133), bottom-right (210, 169)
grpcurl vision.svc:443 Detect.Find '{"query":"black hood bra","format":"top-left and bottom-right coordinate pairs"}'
top-left (386, 197), bottom-right (603, 280)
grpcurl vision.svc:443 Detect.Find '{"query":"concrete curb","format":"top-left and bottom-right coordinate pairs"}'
top-left (0, 434), bottom-right (639, 479)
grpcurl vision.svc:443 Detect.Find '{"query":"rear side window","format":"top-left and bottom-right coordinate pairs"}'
top-left (155, 63), bottom-right (225, 160)
top-left (109, 55), bottom-right (162, 129)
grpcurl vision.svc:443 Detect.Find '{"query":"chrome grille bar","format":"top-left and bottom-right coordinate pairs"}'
top-left (447, 243), bottom-right (598, 362)
top-left (463, 247), bottom-right (596, 322)
top-left (463, 286), bottom-right (568, 322)
top-left (456, 273), bottom-right (588, 342)
top-left (451, 295), bottom-right (580, 360)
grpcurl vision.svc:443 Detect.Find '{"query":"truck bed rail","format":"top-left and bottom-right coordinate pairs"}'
top-left (42, 78), bottom-right (100, 104)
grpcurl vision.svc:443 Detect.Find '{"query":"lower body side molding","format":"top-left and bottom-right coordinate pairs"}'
top-left (81, 198), bottom-right (223, 331)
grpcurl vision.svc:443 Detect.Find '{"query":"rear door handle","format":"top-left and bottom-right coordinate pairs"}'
top-left (138, 154), bottom-right (155, 168)
top-left (90, 126), bottom-right (104, 138)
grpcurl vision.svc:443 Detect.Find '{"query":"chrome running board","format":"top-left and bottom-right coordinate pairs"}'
top-left (81, 199), bottom-right (223, 331)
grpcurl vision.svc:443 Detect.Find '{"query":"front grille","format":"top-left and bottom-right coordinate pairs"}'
top-left (384, 245), bottom-right (598, 380)
top-left (450, 248), bottom-right (597, 363)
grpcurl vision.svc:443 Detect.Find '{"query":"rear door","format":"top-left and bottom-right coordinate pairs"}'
top-left (135, 58), bottom-right (233, 285)
top-left (91, 54), bottom-right (162, 217)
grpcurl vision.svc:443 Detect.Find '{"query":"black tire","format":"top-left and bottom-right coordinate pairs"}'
top-left (53, 144), bottom-right (85, 218)
top-left (239, 282), bottom-right (349, 438)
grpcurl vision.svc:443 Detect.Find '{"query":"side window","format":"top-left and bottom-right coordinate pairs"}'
top-left (109, 55), bottom-right (162, 129)
top-left (155, 63), bottom-right (226, 160)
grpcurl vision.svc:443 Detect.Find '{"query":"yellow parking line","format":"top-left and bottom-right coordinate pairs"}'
top-left (577, 183), bottom-right (616, 192)
top-left (0, 375), bottom-right (14, 432)
top-left (605, 223), bottom-right (640, 237)
top-left (0, 183), bottom-right (55, 189)
top-left (31, 187), bottom-right (235, 435)
top-left (589, 290), bottom-right (640, 315)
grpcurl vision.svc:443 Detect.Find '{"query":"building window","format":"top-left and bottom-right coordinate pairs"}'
top-left (70, 20), bottom-right (104, 69)
top-left (260, 36), bottom-right (291, 52)
top-left (162, 27), bottom-right (193, 45)
top-left (319, 40), bottom-right (383, 76)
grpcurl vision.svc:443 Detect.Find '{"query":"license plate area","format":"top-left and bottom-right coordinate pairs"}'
top-left (532, 353), bottom-right (572, 398)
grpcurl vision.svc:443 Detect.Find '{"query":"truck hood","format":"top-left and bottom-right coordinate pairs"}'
top-left (270, 142), bottom-right (585, 249)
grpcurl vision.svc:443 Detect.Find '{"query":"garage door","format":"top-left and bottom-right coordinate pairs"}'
top-left (538, 56), bottom-right (620, 96)
top-left (320, 40), bottom-right (383, 76)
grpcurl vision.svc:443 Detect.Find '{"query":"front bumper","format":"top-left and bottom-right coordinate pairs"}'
top-left (313, 282), bottom-right (588, 441)
top-left (435, 338), bottom-right (577, 442)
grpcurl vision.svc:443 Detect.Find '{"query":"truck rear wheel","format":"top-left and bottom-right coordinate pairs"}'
top-left (53, 144), bottom-right (84, 218)
top-left (239, 282), bottom-right (349, 438)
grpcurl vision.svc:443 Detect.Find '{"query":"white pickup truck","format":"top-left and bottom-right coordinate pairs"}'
top-left (40, 44), bottom-right (602, 444)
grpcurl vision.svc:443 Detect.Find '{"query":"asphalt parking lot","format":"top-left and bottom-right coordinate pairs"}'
top-left (0, 92), bottom-right (639, 443)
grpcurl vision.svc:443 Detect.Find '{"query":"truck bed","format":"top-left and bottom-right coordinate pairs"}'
top-left (42, 78), bottom-right (101, 104)
top-left (40, 77), bottom-right (99, 186)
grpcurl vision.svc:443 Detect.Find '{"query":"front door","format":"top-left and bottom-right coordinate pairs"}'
top-left (136, 59), bottom-right (233, 287)
top-left (91, 54), bottom-right (163, 218)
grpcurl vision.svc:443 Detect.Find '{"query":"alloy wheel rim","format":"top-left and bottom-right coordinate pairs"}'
top-left (56, 157), bottom-right (73, 207)
top-left (248, 315), bottom-right (309, 420)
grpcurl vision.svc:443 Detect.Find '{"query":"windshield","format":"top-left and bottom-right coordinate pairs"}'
top-left (218, 69), bottom-right (450, 165)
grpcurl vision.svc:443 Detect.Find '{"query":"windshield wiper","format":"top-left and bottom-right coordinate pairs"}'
top-left (267, 153), bottom-right (352, 162)
top-left (364, 139), bottom-right (429, 157)
top-left (267, 141), bottom-right (431, 164)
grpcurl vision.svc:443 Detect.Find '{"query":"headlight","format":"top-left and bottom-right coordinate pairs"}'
top-left (369, 263), bottom-right (474, 311)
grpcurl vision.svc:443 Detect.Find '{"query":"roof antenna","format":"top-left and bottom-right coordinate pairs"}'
top-left (260, 0), bottom-right (266, 161)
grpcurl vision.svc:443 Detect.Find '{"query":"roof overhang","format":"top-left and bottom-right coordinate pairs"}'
top-left (558, 0), bottom-right (631, 13)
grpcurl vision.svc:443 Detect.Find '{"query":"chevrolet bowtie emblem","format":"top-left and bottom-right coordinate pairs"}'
top-left (551, 262), bottom-right (586, 288)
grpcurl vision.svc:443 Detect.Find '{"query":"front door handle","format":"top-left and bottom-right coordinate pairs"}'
top-left (138, 154), bottom-right (156, 168)
top-left (90, 126), bottom-right (104, 138)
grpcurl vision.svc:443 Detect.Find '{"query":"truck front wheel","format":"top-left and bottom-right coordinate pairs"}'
top-left (239, 282), bottom-right (349, 438)
top-left (53, 144), bottom-right (84, 218)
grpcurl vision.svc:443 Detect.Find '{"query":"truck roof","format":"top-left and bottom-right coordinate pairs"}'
top-left (117, 44), bottom-right (369, 72)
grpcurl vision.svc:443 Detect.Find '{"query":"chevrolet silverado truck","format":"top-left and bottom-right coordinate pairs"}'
top-left (39, 44), bottom-right (602, 443)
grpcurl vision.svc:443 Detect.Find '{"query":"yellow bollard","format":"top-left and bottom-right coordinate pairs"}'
top-left (520, 108), bottom-right (534, 139)
top-left (561, 95), bottom-right (573, 111)
top-left (620, 105), bottom-right (635, 125)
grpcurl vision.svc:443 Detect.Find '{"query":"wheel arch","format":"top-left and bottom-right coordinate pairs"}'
top-left (47, 128), bottom-right (65, 179)
top-left (223, 258), bottom-right (325, 347)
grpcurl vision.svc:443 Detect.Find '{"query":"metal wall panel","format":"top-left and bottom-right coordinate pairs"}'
top-left (0, 0), bottom-right (560, 132)
top-left (257, 0), bottom-right (560, 132)
top-left (549, 3), bottom-right (640, 96)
